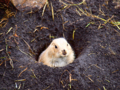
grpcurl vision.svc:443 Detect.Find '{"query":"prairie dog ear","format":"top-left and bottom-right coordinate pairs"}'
top-left (51, 42), bottom-right (57, 48)
top-left (51, 42), bottom-right (55, 46)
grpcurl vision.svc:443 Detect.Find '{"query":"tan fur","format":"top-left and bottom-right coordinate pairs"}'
top-left (38, 38), bottom-right (75, 67)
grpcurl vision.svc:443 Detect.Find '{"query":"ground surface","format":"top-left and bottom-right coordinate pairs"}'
top-left (0, 0), bottom-right (120, 90)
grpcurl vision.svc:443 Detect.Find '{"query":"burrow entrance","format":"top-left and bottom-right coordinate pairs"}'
top-left (34, 24), bottom-right (89, 62)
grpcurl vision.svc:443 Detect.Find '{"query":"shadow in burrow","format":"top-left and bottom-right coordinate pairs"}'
top-left (34, 24), bottom-right (90, 64)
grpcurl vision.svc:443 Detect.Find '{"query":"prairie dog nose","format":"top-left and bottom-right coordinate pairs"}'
top-left (62, 49), bottom-right (67, 55)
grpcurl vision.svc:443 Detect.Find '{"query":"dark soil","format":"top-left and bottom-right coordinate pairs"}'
top-left (0, 0), bottom-right (120, 90)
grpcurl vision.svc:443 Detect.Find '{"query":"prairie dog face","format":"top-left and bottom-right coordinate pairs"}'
top-left (38, 37), bottom-right (75, 67)
top-left (49, 38), bottom-right (72, 58)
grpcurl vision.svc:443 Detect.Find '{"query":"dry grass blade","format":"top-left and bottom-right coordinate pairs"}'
top-left (72, 28), bottom-right (77, 39)
top-left (16, 38), bottom-right (32, 56)
top-left (0, 61), bottom-right (4, 66)
top-left (86, 75), bottom-right (94, 82)
top-left (103, 86), bottom-right (107, 90)
top-left (15, 79), bottom-right (26, 82)
top-left (0, 49), bottom-right (4, 52)
top-left (76, 9), bottom-right (82, 16)
top-left (5, 9), bottom-right (16, 18)
top-left (62, 21), bottom-right (68, 30)
top-left (0, 59), bottom-right (8, 66)
top-left (31, 38), bottom-right (36, 42)
top-left (85, 11), bottom-right (106, 21)
top-left (85, 64), bottom-right (104, 71)
top-left (69, 1), bottom-right (85, 6)
top-left (23, 39), bottom-right (35, 55)
top-left (18, 67), bottom-right (28, 77)
top-left (76, 6), bottom-right (120, 30)
top-left (94, 64), bottom-right (104, 70)
top-left (112, 69), bottom-right (119, 73)
top-left (59, 69), bottom-right (77, 86)
top-left (60, 0), bottom-right (85, 6)
top-left (58, 0), bottom-right (85, 12)
top-left (30, 69), bottom-right (37, 78)
top-left (42, 1), bottom-right (47, 16)
top-left (47, 0), bottom-right (50, 10)
top-left (0, 18), bottom-right (8, 23)
top-left (40, 26), bottom-right (48, 30)
top-left (0, 33), bottom-right (3, 35)
top-left (0, 9), bottom-right (15, 28)
top-left (104, 15), bottom-right (114, 24)
top-left (0, 18), bottom-right (8, 27)
top-left (113, 28), bottom-right (120, 36)
top-left (6, 27), bottom-right (13, 34)
top-left (18, 83), bottom-right (21, 89)
top-left (59, 0), bottom-right (67, 5)
top-left (59, 5), bottom-right (69, 11)
top-left (72, 30), bottom-right (75, 40)
top-left (116, 25), bottom-right (120, 30)
top-left (113, 21), bottom-right (120, 25)
top-left (17, 46), bottom-right (30, 56)
top-left (109, 48), bottom-right (116, 55)
top-left (5, 39), bottom-right (14, 68)
top-left (59, 70), bottom-right (69, 84)
top-left (51, 2), bottom-right (54, 21)
top-left (111, 20), bottom-right (120, 30)
top-left (76, 6), bottom-right (87, 15)
top-left (33, 29), bottom-right (38, 33)
top-left (43, 84), bottom-right (53, 90)
top-left (76, 6), bottom-right (107, 22)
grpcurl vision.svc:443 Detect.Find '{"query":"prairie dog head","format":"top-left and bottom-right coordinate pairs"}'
top-left (38, 37), bottom-right (75, 67)
top-left (49, 38), bottom-right (72, 58)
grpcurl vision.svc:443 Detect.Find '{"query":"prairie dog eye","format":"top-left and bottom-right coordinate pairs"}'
top-left (55, 45), bottom-right (57, 49)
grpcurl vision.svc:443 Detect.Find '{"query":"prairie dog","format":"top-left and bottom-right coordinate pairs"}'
top-left (38, 38), bottom-right (75, 67)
